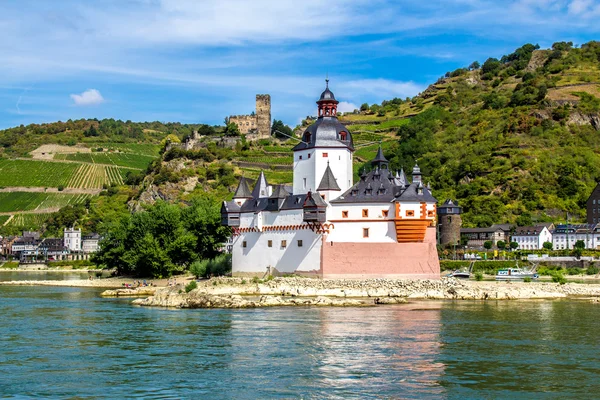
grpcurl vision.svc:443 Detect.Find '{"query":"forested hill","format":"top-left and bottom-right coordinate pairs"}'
top-left (0, 119), bottom-right (220, 157)
top-left (346, 41), bottom-right (600, 227)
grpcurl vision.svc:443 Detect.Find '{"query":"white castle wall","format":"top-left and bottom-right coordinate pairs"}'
top-left (293, 148), bottom-right (352, 198)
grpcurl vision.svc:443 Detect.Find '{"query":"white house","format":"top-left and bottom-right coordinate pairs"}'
top-left (82, 233), bottom-right (101, 253)
top-left (64, 227), bottom-right (81, 252)
top-left (552, 224), bottom-right (598, 250)
top-left (511, 226), bottom-right (552, 250)
top-left (221, 82), bottom-right (440, 279)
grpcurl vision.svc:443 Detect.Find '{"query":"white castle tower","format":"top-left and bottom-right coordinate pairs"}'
top-left (292, 79), bottom-right (353, 201)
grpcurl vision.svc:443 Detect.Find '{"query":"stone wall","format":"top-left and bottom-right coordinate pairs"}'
top-left (229, 114), bottom-right (258, 135)
top-left (228, 94), bottom-right (271, 140)
top-left (439, 214), bottom-right (462, 246)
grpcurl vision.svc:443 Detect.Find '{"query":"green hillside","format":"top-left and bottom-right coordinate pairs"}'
top-left (338, 41), bottom-right (600, 226)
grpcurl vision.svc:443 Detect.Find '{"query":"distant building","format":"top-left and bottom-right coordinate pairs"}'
top-left (39, 238), bottom-right (69, 261)
top-left (460, 227), bottom-right (505, 248)
top-left (490, 224), bottom-right (514, 243)
top-left (511, 226), bottom-right (553, 250)
top-left (587, 183), bottom-right (600, 224)
top-left (229, 94), bottom-right (272, 140)
top-left (82, 233), bottom-right (101, 253)
top-left (437, 199), bottom-right (462, 246)
top-left (64, 227), bottom-right (82, 252)
top-left (552, 224), bottom-right (598, 250)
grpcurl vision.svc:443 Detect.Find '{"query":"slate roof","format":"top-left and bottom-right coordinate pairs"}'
top-left (331, 166), bottom-right (436, 204)
top-left (233, 177), bottom-right (253, 199)
top-left (371, 146), bottom-right (388, 166)
top-left (513, 226), bottom-right (545, 236)
top-left (317, 163), bottom-right (341, 191)
top-left (292, 117), bottom-right (354, 151)
top-left (251, 171), bottom-right (269, 198)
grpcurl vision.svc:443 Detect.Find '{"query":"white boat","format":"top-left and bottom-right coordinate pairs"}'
top-left (495, 267), bottom-right (538, 281)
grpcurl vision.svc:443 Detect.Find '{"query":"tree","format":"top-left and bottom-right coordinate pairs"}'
top-left (543, 241), bottom-right (553, 250)
top-left (271, 120), bottom-right (293, 140)
top-left (225, 122), bottom-right (240, 137)
top-left (360, 103), bottom-right (369, 112)
top-left (483, 241), bottom-right (493, 250)
top-left (510, 242), bottom-right (519, 250)
top-left (574, 240), bottom-right (586, 250)
top-left (497, 240), bottom-right (506, 250)
top-left (469, 61), bottom-right (480, 70)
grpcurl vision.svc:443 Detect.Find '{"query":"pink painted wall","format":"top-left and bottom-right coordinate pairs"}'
top-left (321, 227), bottom-right (440, 279)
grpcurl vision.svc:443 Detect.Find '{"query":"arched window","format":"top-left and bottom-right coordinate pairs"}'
top-left (340, 131), bottom-right (347, 141)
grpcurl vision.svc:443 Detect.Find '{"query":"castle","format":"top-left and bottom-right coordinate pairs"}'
top-left (221, 82), bottom-right (440, 279)
top-left (229, 94), bottom-right (271, 140)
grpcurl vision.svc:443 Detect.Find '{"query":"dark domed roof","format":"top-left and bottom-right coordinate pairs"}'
top-left (319, 87), bottom-right (336, 101)
top-left (292, 117), bottom-right (354, 151)
top-left (317, 79), bottom-right (338, 104)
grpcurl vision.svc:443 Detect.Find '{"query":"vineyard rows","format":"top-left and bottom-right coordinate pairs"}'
top-left (7, 213), bottom-right (52, 228)
top-left (57, 152), bottom-right (155, 169)
top-left (83, 142), bottom-right (161, 157)
top-left (0, 159), bottom-right (77, 188)
top-left (66, 164), bottom-right (125, 189)
top-left (0, 192), bottom-right (92, 212)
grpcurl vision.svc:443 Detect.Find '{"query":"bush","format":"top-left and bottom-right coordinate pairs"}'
top-left (587, 265), bottom-right (599, 275)
top-left (190, 259), bottom-right (209, 278)
top-left (523, 276), bottom-right (532, 283)
top-left (474, 271), bottom-right (483, 281)
top-left (57, 185), bottom-right (64, 191)
top-left (567, 268), bottom-right (582, 275)
top-left (551, 271), bottom-right (567, 284)
top-left (185, 280), bottom-right (197, 293)
top-left (208, 254), bottom-right (232, 277)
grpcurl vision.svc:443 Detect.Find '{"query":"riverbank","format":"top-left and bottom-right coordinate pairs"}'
top-left (127, 277), bottom-right (600, 308)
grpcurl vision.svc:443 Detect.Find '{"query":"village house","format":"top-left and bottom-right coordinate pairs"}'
top-left (552, 224), bottom-right (598, 250)
top-left (82, 233), bottom-right (101, 253)
top-left (221, 82), bottom-right (439, 279)
top-left (511, 225), bottom-right (553, 250)
top-left (460, 227), bottom-right (505, 248)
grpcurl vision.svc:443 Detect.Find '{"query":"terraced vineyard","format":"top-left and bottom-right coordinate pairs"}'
top-left (66, 164), bottom-right (125, 188)
top-left (0, 192), bottom-right (92, 212)
top-left (84, 142), bottom-right (161, 157)
top-left (6, 213), bottom-right (52, 228)
top-left (55, 152), bottom-right (156, 169)
top-left (0, 159), bottom-right (78, 187)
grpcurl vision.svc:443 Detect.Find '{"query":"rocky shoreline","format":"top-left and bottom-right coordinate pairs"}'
top-left (122, 277), bottom-right (600, 309)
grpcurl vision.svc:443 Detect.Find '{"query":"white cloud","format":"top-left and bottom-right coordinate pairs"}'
top-left (568, 0), bottom-right (592, 14)
top-left (70, 89), bottom-right (104, 106)
top-left (337, 101), bottom-right (359, 113)
top-left (340, 79), bottom-right (424, 100)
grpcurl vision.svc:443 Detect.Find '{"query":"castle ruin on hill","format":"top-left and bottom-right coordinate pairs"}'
top-left (229, 94), bottom-right (271, 140)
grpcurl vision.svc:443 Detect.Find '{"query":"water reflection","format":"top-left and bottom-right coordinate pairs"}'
top-left (0, 270), bottom-right (92, 281)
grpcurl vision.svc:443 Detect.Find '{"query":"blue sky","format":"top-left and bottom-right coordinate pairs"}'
top-left (2, 0), bottom-right (600, 129)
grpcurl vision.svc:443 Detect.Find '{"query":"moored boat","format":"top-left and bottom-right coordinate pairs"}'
top-left (495, 267), bottom-right (538, 281)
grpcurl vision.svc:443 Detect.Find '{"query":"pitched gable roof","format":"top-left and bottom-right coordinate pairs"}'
top-left (317, 163), bottom-right (341, 191)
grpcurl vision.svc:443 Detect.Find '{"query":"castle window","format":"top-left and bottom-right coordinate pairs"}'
top-left (321, 194), bottom-right (326, 200)
top-left (308, 153), bottom-right (311, 159)
top-left (298, 240), bottom-right (303, 247)
top-left (363, 228), bottom-right (369, 238)
top-left (342, 211), bottom-right (349, 218)
top-left (382, 210), bottom-right (389, 217)
top-left (406, 210), bottom-right (414, 217)
top-left (299, 155), bottom-right (303, 160)
top-left (303, 178), bottom-right (307, 190)
top-left (243, 241), bottom-right (247, 248)
top-left (323, 153), bottom-right (328, 158)
top-left (281, 240), bottom-right (287, 249)
top-left (268, 240), bottom-right (272, 248)
top-left (428, 210), bottom-right (434, 217)
top-left (340, 131), bottom-right (347, 140)
top-left (362, 209), bottom-right (369, 218)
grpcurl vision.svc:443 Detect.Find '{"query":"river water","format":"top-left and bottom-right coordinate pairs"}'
top-left (1, 278), bottom-right (599, 398)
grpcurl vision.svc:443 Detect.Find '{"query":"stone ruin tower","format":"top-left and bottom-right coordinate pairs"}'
top-left (438, 199), bottom-right (462, 246)
top-left (255, 94), bottom-right (271, 140)
top-left (229, 94), bottom-right (271, 140)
